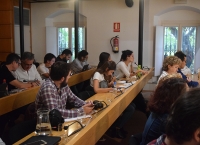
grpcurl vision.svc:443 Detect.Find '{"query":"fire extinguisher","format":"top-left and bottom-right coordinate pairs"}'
top-left (110, 35), bottom-right (119, 53)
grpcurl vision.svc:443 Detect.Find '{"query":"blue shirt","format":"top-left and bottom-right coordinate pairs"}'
top-left (177, 68), bottom-right (199, 88)
top-left (140, 112), bottom-right (168, 145)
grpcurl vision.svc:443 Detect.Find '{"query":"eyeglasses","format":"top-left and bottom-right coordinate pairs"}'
top-left (16, 62), bottom-right (21, 65)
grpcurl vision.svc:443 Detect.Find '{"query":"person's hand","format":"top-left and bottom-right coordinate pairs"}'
top-left (187, 76), bottom-right (192, 82)
top-left (82, 103), bottom-right (94, 114)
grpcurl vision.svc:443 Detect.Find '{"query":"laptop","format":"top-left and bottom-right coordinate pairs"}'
top-left (82, 64), bottom-right (89, 72)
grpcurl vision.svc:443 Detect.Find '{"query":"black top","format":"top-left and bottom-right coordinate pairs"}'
top-left (55, 56), bottom-right (67, 63)
top-left (0, 65), bottom-right (16, 91)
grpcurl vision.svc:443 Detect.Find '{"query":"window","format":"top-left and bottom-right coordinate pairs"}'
top-left (164, 26), bottom-right (196, 73)
top-left (58, 27), bottom-right (85, 61)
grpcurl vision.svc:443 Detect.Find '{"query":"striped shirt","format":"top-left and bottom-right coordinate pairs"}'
top-left (35, 79), bottom-right (85, 118)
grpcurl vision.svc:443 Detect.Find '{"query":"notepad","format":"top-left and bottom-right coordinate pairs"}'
top-left (20, 136), bottom-right (61, 145)
top-left (64, 115), bottom-right (92, 122)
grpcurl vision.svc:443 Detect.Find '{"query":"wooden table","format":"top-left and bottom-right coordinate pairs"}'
top-left (0, 68), bottom-right (96, 116)
top-left (14, 68), bottom-right (153, 145)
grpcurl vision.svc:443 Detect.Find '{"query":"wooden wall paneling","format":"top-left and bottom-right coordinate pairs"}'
top-left (0, 39), bottom-right (13, 52)
top-left (0, 53), bottom-right (11, 61)
top-left (0, 11), bottom-right (12, 24)
top-left (0, 0), bottom-right (12, 10)
top-left (0, 25), bottom-right (13, 38)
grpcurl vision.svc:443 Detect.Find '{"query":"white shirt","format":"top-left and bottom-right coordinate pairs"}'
top-left (37, 63), bottom-right (49, 79)
top-left (181, 66), bottom-right (192, 76)
top-left (12, 64), bottom-right (42, 83)
top-left (157, 71), bottom-right (168, 84)
top-left (115, 61), bottom-right (132, 79)
top-left (90, 72), bottom-right (105, 87)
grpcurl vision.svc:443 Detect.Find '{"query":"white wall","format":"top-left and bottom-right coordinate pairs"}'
top-left (31, 0), bottom-right (200, 69)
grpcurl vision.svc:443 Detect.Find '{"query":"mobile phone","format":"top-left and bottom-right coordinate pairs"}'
top-left (24, 140), bottom-right (47, 145)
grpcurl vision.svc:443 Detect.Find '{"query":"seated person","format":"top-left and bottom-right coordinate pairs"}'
top-left (90, 60), bottom-right (135, 139)
top-left (148, 88), bottom-right (200, 145)
top-left (56, 49), bottom-right (72, 63)
top-left (37, 53), bottom-right (56, 79)
top-left (140, 75), bottom-right (187, 145)
top-left (12, 52), bottom-right (42, 85)
top-left (35, 61), bottom-right (94, 118)
top-left (97, 52), bottom-right (111, 69)
top-left (0, 53), bottom-right (37, 91)
top-left (175, 51), bottom-right (199, 87)
top-left (71, 50), bottom-right (89, 74)
top-left (157, 56), bottom-right (181, 84)
top-left (115, 50), bottom-right (148, 116)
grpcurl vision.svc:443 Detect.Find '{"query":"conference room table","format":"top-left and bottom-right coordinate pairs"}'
top-left (14, 68), bottom-right (154, 145)
top-left (0, 68), bottom-right (96, 116)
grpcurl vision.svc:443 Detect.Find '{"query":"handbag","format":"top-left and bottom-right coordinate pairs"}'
top-left (49, 109), bottom-right (64, 131)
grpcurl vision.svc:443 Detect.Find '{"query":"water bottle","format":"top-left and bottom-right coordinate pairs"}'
top-left (3, 79), bottom-right (9, 96)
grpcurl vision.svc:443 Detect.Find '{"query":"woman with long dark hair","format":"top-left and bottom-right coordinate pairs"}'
top-left (115, 50), bottom-right (148, 115)
top-left (97, 52), bottom-right (111, 69)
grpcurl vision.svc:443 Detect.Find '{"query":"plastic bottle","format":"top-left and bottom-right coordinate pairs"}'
top-left (3, 79), bottom-right (9, 95)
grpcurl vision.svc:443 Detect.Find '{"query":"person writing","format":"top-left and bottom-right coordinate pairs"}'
top-left (12, 52), bottom-right (42, 85)
top-left (90, 60), bottom-right (135, 139)
top-left (35, 61), bottom-right (94, 118)
top-left (0, 53), bottom-right (37, 91)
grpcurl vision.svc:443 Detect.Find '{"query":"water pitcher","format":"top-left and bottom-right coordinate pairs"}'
top-left (35, 108), bottom-right (52, 135)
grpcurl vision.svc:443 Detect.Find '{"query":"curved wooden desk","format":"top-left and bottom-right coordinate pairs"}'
top-left (14, 68), bottom-right (153, 145)
top-left (0, 68), bottom-right (96, 116)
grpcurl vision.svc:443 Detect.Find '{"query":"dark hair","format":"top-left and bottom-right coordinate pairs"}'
top-left (44, 53), bottom-right (56, 63)
top-left (95, 61), bottom-right (116, 75)
top-left (174, 51), bottom-right (186, 61)
top-left (77, 50), bottom-right (88, 60)
top-left (50, 61), bottom-right (71, 81)
top-left (97, 52), bottom-right (110, 69)
top-left (61, 49), bottom-right (72, 56)
top-left (166, 88), bottom-right (200, 144)
top-left (5, 53), bottom-right (21, 65)
top-left (148, 77), bottom-right (186, 114)
top-left (120, 50), bottom-right (133, 61)
top-left (21, 52), bottom-right (34, 60)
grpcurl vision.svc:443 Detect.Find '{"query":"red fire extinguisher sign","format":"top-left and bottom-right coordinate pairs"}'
top-left (113, 22), bottom-right (120, 32)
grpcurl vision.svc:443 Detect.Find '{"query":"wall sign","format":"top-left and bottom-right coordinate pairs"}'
top-left (113, 22), bottom-right (120, 32)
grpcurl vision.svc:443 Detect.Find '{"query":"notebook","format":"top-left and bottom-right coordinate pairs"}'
top-left (20, 136), bottom-right (61, 145)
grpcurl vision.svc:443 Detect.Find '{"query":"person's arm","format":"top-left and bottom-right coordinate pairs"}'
top-left (93, 79), bottom-right (114, 93)
top-left (9, 80), bottom-right (36, 88)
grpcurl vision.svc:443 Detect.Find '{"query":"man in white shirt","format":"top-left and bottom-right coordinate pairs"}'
top-left (37, 53), bottom-right (56, 79)
top-left (12, 52), bottom-right (42, 84)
